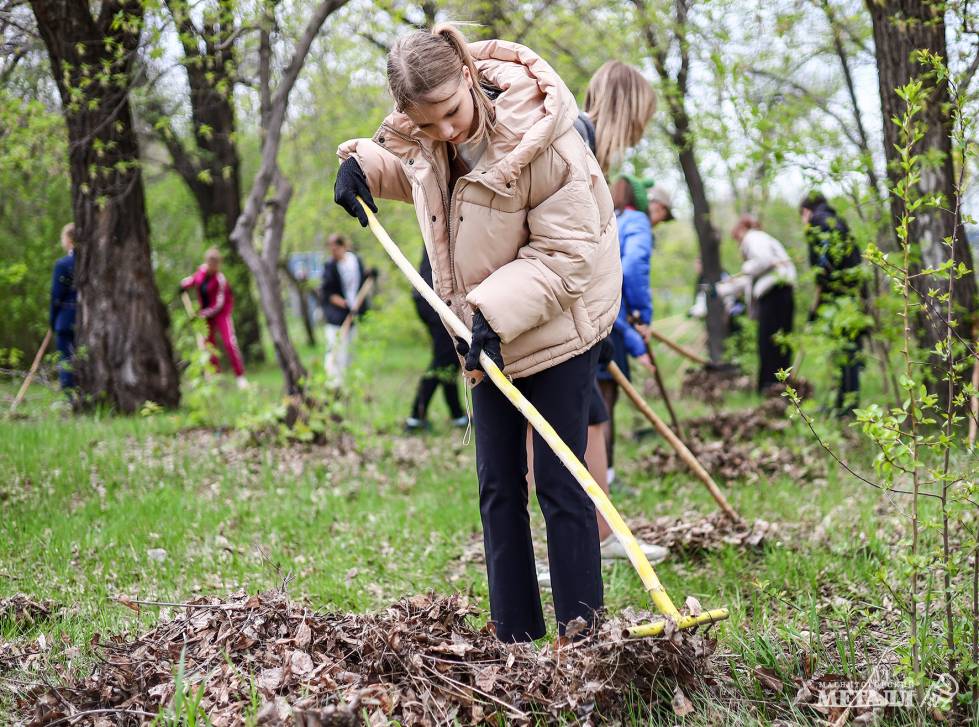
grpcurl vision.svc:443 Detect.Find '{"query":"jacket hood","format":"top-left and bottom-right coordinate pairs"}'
top-left (378, 39), bottom-right (579, 193)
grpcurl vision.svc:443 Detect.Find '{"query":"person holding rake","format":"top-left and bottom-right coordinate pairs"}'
top-left (334, 25), bottom-right (620, 641)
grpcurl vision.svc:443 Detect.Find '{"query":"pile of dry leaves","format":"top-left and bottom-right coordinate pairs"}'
top-left (0, 595), bottom-right (59, 633)
top-left (629, 512), bottom-right (778, 557)
top-left (641, 438), bottom-right (815, 483)
top-left (20, 591), bottom-right (717, 725)
top-left (678, 366), bottom-right (753, 406)
top-left (639, 396), bottom-right (821, 483)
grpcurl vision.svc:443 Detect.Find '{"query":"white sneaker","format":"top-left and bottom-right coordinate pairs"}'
top-left (537, 569), bottom-right (551, 590)
top-left (536, 560), bottom-right (551, 590)
top-left (600, 536), bottom-right (669, 564)
top-left (236, 376), bottom-right (249, 390)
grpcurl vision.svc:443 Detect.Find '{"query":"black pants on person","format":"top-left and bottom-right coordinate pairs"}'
top-left (756, 284), bottom-right (794, 391)
top-left (835, 334), bottom-right (865, 415)
top-left (410, 305), bottom-right (464, 420)
top-left (472, 345), bottom-right (603, 642)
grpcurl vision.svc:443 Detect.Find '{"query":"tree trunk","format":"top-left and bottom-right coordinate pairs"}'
top-left (633, 0), bottom-right (727, 364)
top-left (160, 0), bottom-right (264, 363)
top-left (228, 0), bottom-right (345, 396)
top-left (281, 263), bottom-right (317, 347)
top-left (31, 0), bottom-right (180, 412)
top-left (868, 0), bottom-right (977, 359)
top-left (234, 170), bottom-right (307, 394)
top-left (675, 131), bottom-right (727, 364)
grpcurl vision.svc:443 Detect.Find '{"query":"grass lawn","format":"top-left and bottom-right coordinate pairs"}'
top-left (0, 301), bottom-right (957, 724)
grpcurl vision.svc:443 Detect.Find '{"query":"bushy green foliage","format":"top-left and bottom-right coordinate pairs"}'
top-left (0, 92), bottom-right (71, 356)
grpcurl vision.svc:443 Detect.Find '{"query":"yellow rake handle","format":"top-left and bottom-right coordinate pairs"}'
top-left (358, 199), bottom-right (694, 623)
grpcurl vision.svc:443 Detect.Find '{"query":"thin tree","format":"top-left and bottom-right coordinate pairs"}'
top-left (631, 0), bottom-right (727, 364)
top-left (31, 0), bottom-right (180, 412)
top-left (229, 0), bottom-right (349, 395)
top-left (146, 0), bottom-right (265, 363)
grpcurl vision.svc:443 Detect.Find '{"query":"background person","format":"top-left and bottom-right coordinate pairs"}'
top-left (596, 174), bottom-right (657, 486)
top-left (405, 247), bottom-right (468, 431)
top-left (180, 248), bottom-right (248, 389)
top-left (800, 191), bottom-right (868, 415)
top-left (50, 222), bottom-right (77, 393)
top-left (320, 233), bottom-right (367, 387)
top-left (713, 215), bottom-right (797, 391)
top-left (568, 62), bottom-right (666, 568)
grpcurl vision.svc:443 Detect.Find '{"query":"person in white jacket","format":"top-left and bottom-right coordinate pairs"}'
top-left (712, 214), bottom-right (796, 391)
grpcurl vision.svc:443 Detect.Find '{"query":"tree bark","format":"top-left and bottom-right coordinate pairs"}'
top-left (31, 0), bottom-right (180, 412)
top-left (281, 262), bottom-right (317, 348)
top-left (867, 0), bottom-right (977, 361)
top-left (237, 169), bottom-right (306, 393)
top-left (154, 0), bottom-right (264, 363)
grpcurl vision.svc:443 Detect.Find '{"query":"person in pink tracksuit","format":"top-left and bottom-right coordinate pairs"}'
top-left (180, 248), bottom-right (248, 388)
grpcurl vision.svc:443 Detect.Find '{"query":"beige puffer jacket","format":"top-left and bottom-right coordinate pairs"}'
top-left (337, 39), bottom-right (620, 379)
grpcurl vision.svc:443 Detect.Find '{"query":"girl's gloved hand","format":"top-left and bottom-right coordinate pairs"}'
top-left (455, 311), bottom-right (504, 372)
top-left (334, 157), bottom-right (377, 227)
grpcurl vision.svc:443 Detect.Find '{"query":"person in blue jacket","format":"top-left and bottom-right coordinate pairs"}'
top-left (596, 174), bottom-right (656, 483)
top-left (50, 223), bottom-right (77, 391)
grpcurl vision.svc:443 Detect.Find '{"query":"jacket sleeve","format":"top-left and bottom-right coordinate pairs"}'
top-left (50, 261), bottom-right (64, 330)
top-left (619, 316), bottom-right (647, 358)
top-left (621, 217), bottom-right (653, 325)
top-left (337, 138), bottom-right (413, 204)
top-left (199, 274), bottom-right (228, 319)
top-left (180, 270), bottom-right (198, 290)
top-left (466, 152), bottom-right (600, 343)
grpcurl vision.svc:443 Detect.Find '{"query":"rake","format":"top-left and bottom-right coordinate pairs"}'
top-left (359, 199), bottom-right (729, 638)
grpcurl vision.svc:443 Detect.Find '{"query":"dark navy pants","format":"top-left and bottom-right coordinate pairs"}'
top-left (472, 345), bottom-right (603, 642)
top-left (55, 330), bottom-right (75, 390)
top-left (411, 304), bottom-right (464, 420)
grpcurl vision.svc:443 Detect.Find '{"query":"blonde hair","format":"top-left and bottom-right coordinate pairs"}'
top-left (387, 24), bottom-right (495, 146)
top-left (204, 247), bottom-right (222, 262)
top-left (60, 223), bottom-right (75, 244)
top-left (584, 62), bottom-right (656, 174)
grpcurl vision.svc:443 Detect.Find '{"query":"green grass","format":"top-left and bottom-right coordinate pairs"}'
top-left (0, 301), bottom-right (958, 724)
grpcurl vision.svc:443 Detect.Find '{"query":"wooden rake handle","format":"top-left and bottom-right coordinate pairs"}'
top-left (607, 361), bottom-right (742, 524)
top-left (9, 330), bottom-right (53, 414)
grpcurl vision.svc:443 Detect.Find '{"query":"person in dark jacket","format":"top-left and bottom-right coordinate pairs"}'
top-left (800, 192), bottom-right (868, 415)
top-left (50, 223), bottom-right (77, 392)
top-left (404, 248), bottom-right (468, 431)
top-left (320, 233), bottom-right (369, 386)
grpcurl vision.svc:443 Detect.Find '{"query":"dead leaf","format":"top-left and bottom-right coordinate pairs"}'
top-left (754, 666), bottom-right (784, 693)
top-left (290, 650), bottom-right (313, 676)
top-left (672, 685), bottom-right (694, 716)
top-left (114, 595), bottom-right (141, 615)
top-left (146, 548), bottom-right (168, 563)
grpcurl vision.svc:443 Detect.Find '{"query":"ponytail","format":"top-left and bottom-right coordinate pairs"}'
top-left (388, 24), bottom-right (495, 146)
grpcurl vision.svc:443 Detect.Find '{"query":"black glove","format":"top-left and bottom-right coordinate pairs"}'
top-left (366, 266), bottom-right (380, 280)
top-left (455, 310), bottom-right (503, 372)
top-left (334, 157), bottom-right (377, 227)
top-left (598, 337), bottom-right (615, 366)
